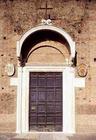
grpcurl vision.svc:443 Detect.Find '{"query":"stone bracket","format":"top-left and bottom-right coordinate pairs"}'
top-left (10, 77), bottom-right (18, 86)
top-left (74, 78), bottom-right (85, 88)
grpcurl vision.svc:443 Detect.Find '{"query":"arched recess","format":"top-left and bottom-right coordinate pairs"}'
top-left (26, 40), bottom-right (70, 65)
top-left (17, 25), bottom-right (75, 66)
top-left (27, 45), bottom-right (66, 62)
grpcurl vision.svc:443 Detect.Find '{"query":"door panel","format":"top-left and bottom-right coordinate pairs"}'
top-left (29, 72), bottom-right (62, 131)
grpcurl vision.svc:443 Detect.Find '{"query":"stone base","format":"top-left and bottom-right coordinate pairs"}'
top-left (1, 133), bottom-right (96, 140)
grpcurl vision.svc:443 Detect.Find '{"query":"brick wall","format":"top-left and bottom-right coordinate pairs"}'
top-left (0, 0), bottom-right (96, 133)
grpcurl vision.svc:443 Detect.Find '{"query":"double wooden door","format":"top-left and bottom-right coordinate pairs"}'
top-left (29, 72), bottom-right (63, 131)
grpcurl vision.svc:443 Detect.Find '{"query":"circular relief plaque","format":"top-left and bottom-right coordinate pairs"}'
top-left (77, 63), bottom-right (88, 77)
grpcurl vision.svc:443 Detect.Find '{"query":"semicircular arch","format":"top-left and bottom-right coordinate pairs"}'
top-left (17, 25), bottom-right (75, 65)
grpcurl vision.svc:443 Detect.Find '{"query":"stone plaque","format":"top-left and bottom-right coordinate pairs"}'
top-left (5, 64), bottom-right (15, 77)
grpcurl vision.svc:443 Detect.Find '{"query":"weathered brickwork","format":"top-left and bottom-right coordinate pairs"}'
top-left (0, 0), bottom-right (96, 133)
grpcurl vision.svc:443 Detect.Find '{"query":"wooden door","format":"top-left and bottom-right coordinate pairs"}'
top-left (29, 72), bottom-right (62, 131)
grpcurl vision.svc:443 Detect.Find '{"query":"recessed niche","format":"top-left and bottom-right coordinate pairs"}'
top-left (81, 57), bottom-right (84, 60)
top-left (1, 98), bottom-right (3, 101)
top-left (89, 100), bottom-right (91, 102)
top-left (79, 88), bottom-right (82, 91)
top-left (11, 90), bottom-right (15, 92)
top-left (76, 97), bottom-right (79, 100)
top-left (94, 58), bottom-right (96, 62)
top-left (14, 29), bottom-right (16, 32)
top-left (3, 36), bottom-right (6, 40)
top-left (10, 57), bottom-right (13, 60)
top-left (83, 97), bottom-right (86, 100)
top-left (88, 77), bottom-right (91, 81)
top-left (81, 18), bottom-right (83, 21)
top-left (78, 29), bottom-right (81, 34)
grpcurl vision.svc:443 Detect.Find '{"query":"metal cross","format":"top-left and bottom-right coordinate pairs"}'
top-left (39, 1), bottom-right (53, 20)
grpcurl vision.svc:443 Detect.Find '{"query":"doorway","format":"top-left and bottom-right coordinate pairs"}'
top-left (16, 24), bottom-right (75, 133)
top-left (29, 72), bottom-right (63, 131)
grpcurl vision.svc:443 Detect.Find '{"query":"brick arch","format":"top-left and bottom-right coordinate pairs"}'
top-left (17, 25), bottom-right (75, 65)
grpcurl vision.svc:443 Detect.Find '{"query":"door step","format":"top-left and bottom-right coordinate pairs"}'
top-left (1, 133), bottom-right (96, 140)
top-left (11, 133), bottom-right (69, 140)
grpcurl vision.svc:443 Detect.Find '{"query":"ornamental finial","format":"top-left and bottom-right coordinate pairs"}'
top-left (41, 19), bottom-right (52, 25)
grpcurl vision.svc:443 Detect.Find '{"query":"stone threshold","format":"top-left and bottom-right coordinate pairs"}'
top-left (1, 133), bottom-right (96, 140)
